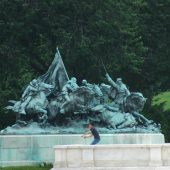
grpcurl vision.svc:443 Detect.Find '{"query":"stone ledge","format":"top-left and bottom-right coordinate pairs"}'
top-left (53, 144), bottom-right (170, 169)
top-left (51, 167), bottom-right (170, 170)
top-left (53, 143), bottom-right (165, 149)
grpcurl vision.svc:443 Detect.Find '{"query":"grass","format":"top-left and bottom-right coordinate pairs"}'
top-left (152, 91), bottom-right (170, 111)
top-left (0, 165), bottom-right (52, 170)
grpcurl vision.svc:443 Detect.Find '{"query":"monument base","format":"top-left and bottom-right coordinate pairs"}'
top-left (0, 134), bottom-right (165, 167)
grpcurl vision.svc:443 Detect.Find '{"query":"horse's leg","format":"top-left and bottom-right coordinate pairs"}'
top-left (38, 112), bottom-right (48, 125)
top-left (132, 111), bottom-right (151, 124)
top-left (110, 123), bottom-right (116, 129)
top-left (117, 116), bottom-right (132, 129)
top-left (35, 105), bottom-right (47, 114)
top-left (60, 101), bottom-right (69, 114)
top-left (19, 96), bottom-right (32, 114)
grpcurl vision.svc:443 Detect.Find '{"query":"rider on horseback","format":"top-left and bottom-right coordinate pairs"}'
top-left (60, 77), bottom-right (79, 114)
top-left (106, 74), bottom-right (130, 111)
top-left (19, 79), bottom-right (39, 114)
top-left (19, 79), bottom-right (54, 115)
top-left (82, 79), bottom-right (93, 89)
top-left (61, 77), bottom-right (79, 102)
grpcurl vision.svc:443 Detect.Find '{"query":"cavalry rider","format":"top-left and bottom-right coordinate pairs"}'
top-left (19, 79), bottom-right (54, 115)
top-left (62, 77), bottom-right (79, 102)
top-left (106, 74), bottom-right (130, 110)
top-left (19, 79), bottom-right (39, 114)
top-left (82, 79), bottom-right (93, 89)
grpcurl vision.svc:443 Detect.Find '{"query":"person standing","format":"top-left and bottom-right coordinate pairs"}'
top-left (82, 122), bottom-right (100, 145)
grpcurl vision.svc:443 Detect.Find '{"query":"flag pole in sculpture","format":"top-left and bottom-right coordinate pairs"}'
top-left (37, 47), bottom-right (69, 92)
top-left (56, 47), bottom-right (69, 80)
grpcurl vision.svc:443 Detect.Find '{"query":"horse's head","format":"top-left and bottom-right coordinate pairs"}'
top-left (125, 92), bottom-right (147, 112)
top-left (71, 87), bottom-right (94, 98)
top-left (60, 87), bottom-right (95, 114)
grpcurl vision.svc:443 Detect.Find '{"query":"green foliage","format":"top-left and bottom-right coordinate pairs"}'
top-left (151, 91), bottom-right (170, 142)
top-left (152, 91), bottom-right (170, 111)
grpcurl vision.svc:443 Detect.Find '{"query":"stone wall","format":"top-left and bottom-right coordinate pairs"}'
top-left (52, 144), bottom-right (170, 170)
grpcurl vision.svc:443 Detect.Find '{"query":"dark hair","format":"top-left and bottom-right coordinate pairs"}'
top-left (89, 122), bottom-right (94, 126)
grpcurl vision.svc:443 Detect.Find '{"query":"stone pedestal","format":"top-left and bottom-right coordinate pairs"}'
top-left (0, 134), bottom-right (165, 167)
top-left (52, 144), bottom-right (170, 170)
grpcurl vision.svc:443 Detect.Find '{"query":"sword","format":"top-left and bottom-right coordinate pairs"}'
top-left (98, 56), bottom-right (108, 74)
